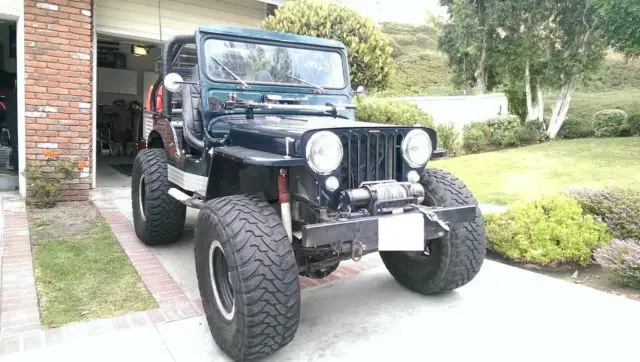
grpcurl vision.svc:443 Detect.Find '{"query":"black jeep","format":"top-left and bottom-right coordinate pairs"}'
top-left (133, 26), bottom-right (486, 362)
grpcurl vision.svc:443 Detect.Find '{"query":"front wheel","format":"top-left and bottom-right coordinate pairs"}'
top-left (194, 195), bottom-right (301, 362)
top-left (380, 168), bottom-right (486, 294)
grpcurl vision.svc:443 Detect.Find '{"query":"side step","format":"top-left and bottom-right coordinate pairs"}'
top-left (168, 188), bottom-right (205, 209)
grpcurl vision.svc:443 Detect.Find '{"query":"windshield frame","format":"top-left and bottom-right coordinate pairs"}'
top-left (199, 34), bottom-right (350, 91)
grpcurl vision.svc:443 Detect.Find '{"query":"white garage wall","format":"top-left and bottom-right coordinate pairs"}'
top-left (0, 0), bottom-right (21, 19)
top-left (95, 0), bottom-right (267, 42)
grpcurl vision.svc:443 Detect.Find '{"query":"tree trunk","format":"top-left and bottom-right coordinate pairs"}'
top-left (536, 81), bottom-right (544, 123)
top-left (547, 82), bottom-right (573, 139)
top-left (525, 60), bottom-right (534, 121)
top-left (474, 29), bottom-right (488, 95)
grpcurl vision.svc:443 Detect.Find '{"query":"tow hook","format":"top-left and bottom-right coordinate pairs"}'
top-left (351, 240), bottom-right (365, 262)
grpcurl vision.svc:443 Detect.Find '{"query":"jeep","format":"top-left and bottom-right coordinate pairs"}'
top-left (133, 26), bottom-right (486, 362)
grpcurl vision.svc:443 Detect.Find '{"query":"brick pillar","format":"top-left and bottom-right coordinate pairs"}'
top-left (24, 1), bottom-right (94, 202)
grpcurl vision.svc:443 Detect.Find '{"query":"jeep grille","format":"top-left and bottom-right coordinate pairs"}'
top-left (339, 131), bottom-right (405, 189)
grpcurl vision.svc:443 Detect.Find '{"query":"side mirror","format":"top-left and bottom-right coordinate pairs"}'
top-left (355, 85), bottom-right (366, 96)
top-left (163, 72), bottom-right (184, 93)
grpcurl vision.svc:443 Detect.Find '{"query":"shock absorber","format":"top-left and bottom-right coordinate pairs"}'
top-left (278, 168), bottom-right (293, 242)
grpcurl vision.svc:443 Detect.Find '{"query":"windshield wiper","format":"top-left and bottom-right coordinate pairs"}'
top-left (209, 56), bottom-right (248, 88)
top-left (285, 74), bottom-right (325, 93)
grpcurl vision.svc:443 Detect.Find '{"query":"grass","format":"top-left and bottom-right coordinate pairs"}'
top-left (546, 88), bottom-right (640, 122)
top-left (432, 137), bottom-right (640, 205)
top-left (33, 220), bottom-right (156, 327)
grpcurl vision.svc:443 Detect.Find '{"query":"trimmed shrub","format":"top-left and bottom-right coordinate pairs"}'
top-left (486, 196), bottom-right (611, 267)
top-left (519, 120), bottom-right (548, 144)
top-left (626, 114), bottom-right (640, 136)
top-left (557, 118), bottom-right (595, 139)
top-left (462, 122), bottom-right (491, 154)
top-left (355, 98), bottom-right (433, 127)
top-left (486, 115), bottom-right (524, 148)
top-left (262, 0), bottom-right (394, 90)
top-left (594, 239), bottom-right (640, 289)
top-left (593, 109), bottom-right (628, 137)
top-left (568, 187), bottom-right (640, 240)
top-left (435, 123), bottom-right (459, 153)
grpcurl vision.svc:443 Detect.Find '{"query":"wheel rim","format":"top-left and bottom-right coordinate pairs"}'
top-left (209, 240), bottom-right (235, 320)
top-left (138, 174), bottom-right (146, 221)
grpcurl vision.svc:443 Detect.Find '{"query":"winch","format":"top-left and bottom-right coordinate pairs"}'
top-left (340, 180), bottom-right (425, 215)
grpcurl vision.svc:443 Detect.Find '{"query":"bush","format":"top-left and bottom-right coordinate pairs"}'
top-left (435, 123), bottom-right (459, 153)
top-left (557, 118), bottom-right (595, 139)
top-left (594, 239), bottom-right (640, 289)
top-left (355, 98), bottom-right (433, 127)
top-left (485, 196), bottom-right (611, 267)
top-left (626, 114), bottom-right (640, 136)
top-left (593, 109), bottom-right (628, 137)
top-left (519, 120), bottom-right (548, 144)
top-left (23, 151), bottom-right (80, 208)
top-left (462, 122), bottom-right (491, 153)
top-left (486, 115), bottom-right (524, 148)
top-left (568, 187), bottom-right (640, 240)
top-left (262, 0), bottom-right (394, 90)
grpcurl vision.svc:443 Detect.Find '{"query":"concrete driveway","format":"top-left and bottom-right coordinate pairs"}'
top-left (81, 186), bottom-right (640, 361)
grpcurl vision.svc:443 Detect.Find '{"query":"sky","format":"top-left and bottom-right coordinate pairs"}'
top-left (338, 0), bottom-right (449, 25)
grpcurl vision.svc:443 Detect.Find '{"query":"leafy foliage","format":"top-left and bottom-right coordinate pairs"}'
top-left (486, 196), bottom-right (611, 267)
top-left (486, 115), bottom-right (524, 148)
top-left (593, 0), bottom-right (640, 57)
top-left (626, 114), bottom-right (640, 136)
top-left (262, 0), bottom-right (393, 90)
top-left (462, 122), bottom-right (491, 153)
top-left (593, 109), bottom-right (628, 137)
top-left (355, 98), bottom-right (433, 127)
top-left (579, 59), bottom-right (640, 92)
top-left (520, 120), bottom-right (548, 144)
top-left (557, 118), bottom-right (595, 139)
top-left (568, 187), bottom-right (640, 240)
top-left (435, 123), bottom-right (459, 153)
top-left (594, 239), bottom-right (640, 289)
top-left (24, 155), bottom-right (78, 208)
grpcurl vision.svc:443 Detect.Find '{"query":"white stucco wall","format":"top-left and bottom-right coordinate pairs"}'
top-left (397, 93), bottom-right (509, 131)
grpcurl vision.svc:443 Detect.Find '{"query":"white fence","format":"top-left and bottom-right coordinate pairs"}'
top-left (396, 93), bottom-right (509, 131)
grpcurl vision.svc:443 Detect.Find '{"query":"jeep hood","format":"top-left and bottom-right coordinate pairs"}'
top-left (225, 115), bottom-right (416, 157)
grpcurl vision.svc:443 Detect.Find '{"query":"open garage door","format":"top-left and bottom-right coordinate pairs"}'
top-left (95, 0), bottom-right (268, 42)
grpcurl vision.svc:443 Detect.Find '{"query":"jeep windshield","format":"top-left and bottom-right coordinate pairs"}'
top-left (203, 38), bottom-right (347, 89)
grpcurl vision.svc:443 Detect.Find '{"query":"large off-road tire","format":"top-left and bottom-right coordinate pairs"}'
top-left (194, 195), bottom-right (301, 362)
top-left (131, 148), bottom-right (186, 245)
top-left (380, 168), bottom-right (486, 294)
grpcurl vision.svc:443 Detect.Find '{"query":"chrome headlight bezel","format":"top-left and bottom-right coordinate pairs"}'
top-left (305, 131), bottom-right (344, 175)
top-left (401, 129), bottom-right (432, 168)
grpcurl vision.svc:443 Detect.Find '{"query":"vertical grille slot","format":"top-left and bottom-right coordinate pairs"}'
top-left (339, 130), bottom-right (405, 189)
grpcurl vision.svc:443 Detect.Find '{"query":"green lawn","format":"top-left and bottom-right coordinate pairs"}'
top-left (432, 138), bottom-right (640, 205)
top-left (564, 88), bottom-right (640, 121)
top-left (33, 220), bottom-right (156, 327)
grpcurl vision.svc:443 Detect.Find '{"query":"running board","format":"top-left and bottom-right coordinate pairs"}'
top-left (168, 188), bottom-right (205, 209)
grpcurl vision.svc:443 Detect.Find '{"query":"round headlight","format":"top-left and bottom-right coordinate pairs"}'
top-left (402, 129), bottom-right (432, 168)
top-left (305, 131), bottom-right (343, 175)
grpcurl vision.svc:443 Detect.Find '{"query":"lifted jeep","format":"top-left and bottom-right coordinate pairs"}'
top-left (133, 26), bottom-right (486, 362)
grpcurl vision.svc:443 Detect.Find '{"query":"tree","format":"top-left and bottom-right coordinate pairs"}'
top-left (593, 0), bottom-right (640, 57)
top-left (262, 0), bottom-right (394, 90)
top-left (438, 0), bottom-right (500, 94)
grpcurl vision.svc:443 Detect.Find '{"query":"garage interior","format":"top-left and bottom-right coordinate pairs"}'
top-left (95, 35), bottom-right (160, 187)
top-left (0, 19), bottom-right (18, 192)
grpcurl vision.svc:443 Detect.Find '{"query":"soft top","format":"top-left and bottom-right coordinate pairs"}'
top-left (197, 26), bottom-right (346, 50)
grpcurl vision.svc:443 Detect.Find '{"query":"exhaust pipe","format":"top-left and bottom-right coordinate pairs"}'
top-left (278, 168), bottom-right (293, 242)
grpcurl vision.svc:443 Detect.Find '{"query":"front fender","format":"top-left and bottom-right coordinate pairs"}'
top-left (212, 146), bottom-right (305, 167)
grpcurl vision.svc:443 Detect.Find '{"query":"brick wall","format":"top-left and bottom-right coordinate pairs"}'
top-left (24, 0), bottom-right (94, 202)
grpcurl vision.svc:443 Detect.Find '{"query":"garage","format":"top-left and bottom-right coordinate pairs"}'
top-left (92, 0), bottom-right (277, 187)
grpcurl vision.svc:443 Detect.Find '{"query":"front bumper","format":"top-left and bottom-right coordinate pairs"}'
top-left (300, 204), bottom-right (477, 250)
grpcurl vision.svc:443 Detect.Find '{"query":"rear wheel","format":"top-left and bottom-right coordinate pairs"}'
top-left (131, 148), bottom-right (186, 245)
top-left (195, 195), bottom-right (300, 362)
top-left (380, 168), bottom-right (486, 294)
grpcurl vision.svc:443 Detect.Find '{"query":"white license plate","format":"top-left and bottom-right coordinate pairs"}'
top-left (377, 213), bottom-right (425, 251)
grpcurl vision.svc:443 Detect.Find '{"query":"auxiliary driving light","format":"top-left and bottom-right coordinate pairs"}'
top-left (325, 176), bottom-right (340, 192)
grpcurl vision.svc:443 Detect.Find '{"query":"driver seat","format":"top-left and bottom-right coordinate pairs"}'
top-left (180, 65), bottom-right (204, 150)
